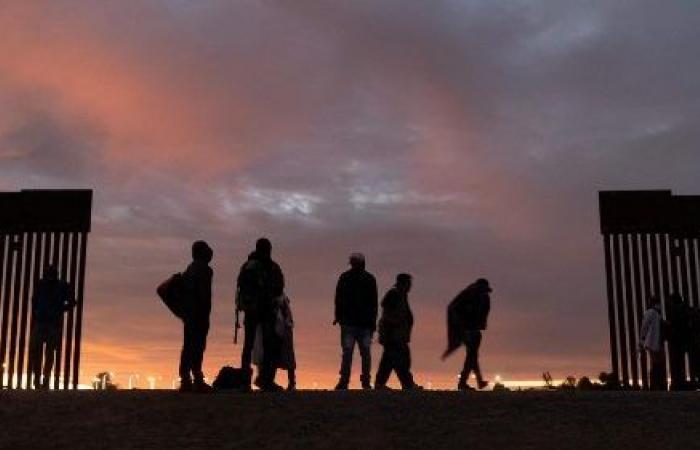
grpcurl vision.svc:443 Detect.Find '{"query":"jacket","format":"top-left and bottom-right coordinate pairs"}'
top-left (334, 268), bottom-right (378, 330)
top-left (378, 287), bottom-right (413, 345)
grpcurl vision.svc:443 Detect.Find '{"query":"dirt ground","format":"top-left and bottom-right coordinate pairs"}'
top-left (0, 390), bottom-right (698, 449)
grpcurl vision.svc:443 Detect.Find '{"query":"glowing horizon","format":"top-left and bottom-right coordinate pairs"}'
top-left (2, 1), bottom-right (699, 389)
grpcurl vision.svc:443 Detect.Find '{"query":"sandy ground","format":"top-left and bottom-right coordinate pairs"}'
top-left (0, 390), bottom-right (698, 449)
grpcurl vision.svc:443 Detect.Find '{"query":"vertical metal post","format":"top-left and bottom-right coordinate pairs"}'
top-left (603, 234), bottom-right (619, 381)
top-left (8, 233), bottom-right (25, 388)
top-left (63, 232), bottom-right (78, 389)
top-left (16, 232), bottom-right (34, 388)
top-left (72, 232), bottom-right (88, 389)
top-left (53, 232), bottom-right (69, 389)
top-left (0, 234), bottom-right (8, 388)
top-left (622, 233), bottom-right (639, 387)
top-left (631, 233), bottom-right (648, 389)
top-left (613, 234), bottom-right (630, 386)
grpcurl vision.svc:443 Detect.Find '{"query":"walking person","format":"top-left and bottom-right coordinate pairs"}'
top-left (237, 238), bottom-right (285, 391)
top-left (179, 240), bottom-right (214, 392)
top-left (28, 264), bottom-right (75, 389)
top-left (375, 274), bottom-right (422, 390)
top-left (333, 253), bottom-right (378, 390)
top-left (639, 296), bottom-right (666, 391)
top-left (442, 278), bottom-right (492, 391)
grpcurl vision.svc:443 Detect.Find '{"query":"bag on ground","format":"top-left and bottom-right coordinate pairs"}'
top-left (212, 366), bottom-right (248, 390)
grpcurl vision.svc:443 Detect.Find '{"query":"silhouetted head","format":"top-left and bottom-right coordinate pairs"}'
top-left (648, 295), bottom-right (661, 311)
top-left (348, 252), bottom-right (366, 271)
top-left (255, 238), bottom-right (272, 260)
top-left (192, 240), bottom-right (213, 263)
top-left (396, 273), bottom-right (412, 294)
top-left (670, 292), bottom-right (684, 305)
top-left (44, 264), bottom-right (58, 281)
top-left (475, 278), bottom-right (492, 294)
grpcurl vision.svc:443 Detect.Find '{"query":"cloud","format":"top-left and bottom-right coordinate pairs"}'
top-left (1, 0), bottom-right (699, 384)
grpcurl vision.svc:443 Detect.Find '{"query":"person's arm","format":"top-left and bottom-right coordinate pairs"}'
top-left (62, 283), bottom-right (77, 311)
top-left (199, 268), bottom-right (213, 309)
top-left (370, 276), bottom-right (379, 331)
top-left (334, 275), bottom-right (344, 325)
top-left (381, 291), bottom-right (400, 326)
top-left (482, 294), bottom-right (491, 329)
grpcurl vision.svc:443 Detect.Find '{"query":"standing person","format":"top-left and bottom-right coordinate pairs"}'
top-left (442, 278), bottom-right (492, 391)
top-left (639, 297), bottom-right (666, 391)
top-left (237, 238), bottom-right (285, 391)
top-left (689, 306), bottom-right (700, 387)
top-left (275, 294), bottom-right (297, 391)
top-left (375, 274), bottom-right (422, 390)
top-left (667, 292), bottom-right (690, 390)
top-left (29, 265), bottom-right (75, 389)
top-left (333, 253), bottom-right (378, 390)
top-left (179, 240), bottom-right (214, 393)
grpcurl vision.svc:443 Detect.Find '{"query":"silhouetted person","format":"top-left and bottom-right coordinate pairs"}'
top-left (690, 306), bottom-right (700, 387)
top-left (238, 238), bottom-right (285, 391)
top-left (29, 265), bottom-right (75, 389)
top-left (276, 294), bottom-right (297, 390)
top-left (179, 240), bottom-right (214, 392)
top-left (442, 278), bottom-right (491, 391)
top-left (334, 253), bottom-right (378, 390)
top-left (667, 292), bottom-right (690, 390)
top-left (639, 297), bottom-right (666, 391)
top-left (375, 274), bottom-right (422, 390)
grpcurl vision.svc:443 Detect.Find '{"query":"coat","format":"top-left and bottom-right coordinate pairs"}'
top-left (334, 269), bottom-right (378, 330)
top-left (378, 288), bottom-right (413, 346)
top-left (443, 284), bottom-right (490, 358)
top-left (640, 307), bottom-right (663, 353)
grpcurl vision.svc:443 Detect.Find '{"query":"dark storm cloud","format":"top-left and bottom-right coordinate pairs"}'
top-left (1, 0), bottom-right (699, 383)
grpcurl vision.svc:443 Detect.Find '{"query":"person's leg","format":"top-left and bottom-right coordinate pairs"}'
top-left (668, 343), bottom-right (685, 390)
top-left (470, 331), bottom-right (486, 387)
top-left (649, 351), bottom-right (666, 391)
top-left (358, 328), bottom-right (373, 389)
top-left (374, 345), bottom-right (393, 388)
top-left (259, 320), bottom-right (281, 390)
top-left (458, 344), bottom-right (473, 389)
top-left (396, 344), bottom-right (416, 389)
top-left (28, 322), bottom-right (44, 388)
top-left (241, 313), bottom-right (257, 371)
top-left (287, 368), bottom-right (296, 391)
top-left (42, 324), bottom-right (60, 388)
top-left (192, 321), bottom-right (209, 384)
top-left (337, 326), bottom-right (355, 388)
top-left (179, 321), bottom-right (194, 389)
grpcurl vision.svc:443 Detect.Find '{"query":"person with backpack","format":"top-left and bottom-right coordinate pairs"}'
top-left (179, 240), bottom-right (214, 392)
top-left (236, 238), bottom-right (285, 391)
top-left (442, 278), bottom-right (492, 391)
top-left (28, 264), bottom-right (75, 389)
top-left (333, 252), bottom-right (378, 390)
top-left (374, 273), bottom-right (422, 390)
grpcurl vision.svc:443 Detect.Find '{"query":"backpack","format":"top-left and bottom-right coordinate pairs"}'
top-left (157, 273), bottom-right (187, 319)
top-left (236, 260), bottom-right (264, 312)
top-left (212, 366), bottom-right (249, 390)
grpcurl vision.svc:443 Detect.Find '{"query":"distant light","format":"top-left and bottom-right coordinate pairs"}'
top-left (495, 375), bottom-right (502, 383)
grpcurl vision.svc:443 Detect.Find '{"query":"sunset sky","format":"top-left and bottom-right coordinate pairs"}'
top-left (2, 1), bottom-right (700, 389)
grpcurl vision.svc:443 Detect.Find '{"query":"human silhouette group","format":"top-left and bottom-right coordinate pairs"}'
top-left (165, 237), bottom-right (493, 392)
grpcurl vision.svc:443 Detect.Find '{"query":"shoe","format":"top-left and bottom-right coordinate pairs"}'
top-left (457, 383), bottom-right (475, 392)
top-left (404, 384), bottom-right (424, 391)
top-left (362, 383), bottom-right (372, 390)
top-left (193, 381), bottom-right (214, 393)
top-left (361, 376), bottom-right (372, 390)
top-left (477, 380), bottom-right (489, 390)
top-left (335, 381), bottom-right (349, 390)
top-left (259, 382), bottom-right (285, 392)
top-left (179, 379), bottom-right (193, 392)
top-left (374, 384), bottom-right (392, 391)
top-left (287, 382), bottom-right (296, 392)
